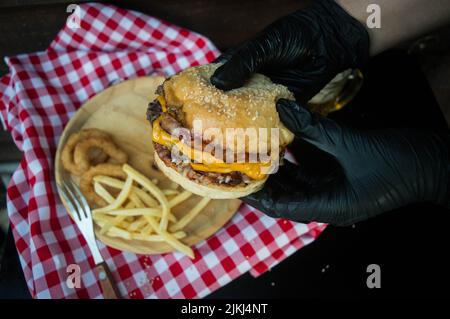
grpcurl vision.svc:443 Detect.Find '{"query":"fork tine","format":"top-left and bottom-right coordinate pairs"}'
top-left (66, 179), bottom-right (88, 220)
top-left (60, 181), bottom-right (82, 221)
top-left (69, 179), bottom-right (90, 219)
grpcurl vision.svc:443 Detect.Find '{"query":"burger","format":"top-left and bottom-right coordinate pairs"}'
top-left (147, 63), bottom-right (294, 199)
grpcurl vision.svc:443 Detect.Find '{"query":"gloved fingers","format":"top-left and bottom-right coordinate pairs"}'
top-left (244, 177), bottom-right (359, 226)
top-left (276, 99), bottom-right (342, 156)
top-left (212, 55), bottom-right (227, 64)
top-left (213, 47), bottom-right (238, 64)
top-left (243, 184), bottom-right (322, 223)
top-left (210, 39), bottom-right (267, 91)
top-left (242, 190), bottom-right (282, 219)
top-left (242, 176), bottom-right (296, 219)
top-left (243, 161), bottom-right (304, 213)
top-left (261, 160), bottom-right (302, 192)
top-left (243, 160), bottom-right (324, 218)
top-left (264, 68), bottom-right (333, 104)
top-left (244, 149), bottom-right (368, 226)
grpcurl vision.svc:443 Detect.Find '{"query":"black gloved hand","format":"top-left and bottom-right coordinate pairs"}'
top-left (243, 99), bottom-right (450, 226)
top-left (211, 0), bottom-right (370, 103)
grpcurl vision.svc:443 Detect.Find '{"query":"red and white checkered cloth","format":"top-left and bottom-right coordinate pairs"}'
top-left (0, 3), bottom-right (326, 298)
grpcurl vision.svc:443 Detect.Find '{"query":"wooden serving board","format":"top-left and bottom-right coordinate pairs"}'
top-left (55, 76), bottom-right (242, 255)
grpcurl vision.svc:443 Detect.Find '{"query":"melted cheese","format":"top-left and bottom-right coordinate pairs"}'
top-left (157, 95), bottom-right (167, 112)
top-left (152, 117), bottom-right (222, 164)
top-left (152, 96), bottom-right (269, 180)
top-left (152, 117), bottom-right (176, 147)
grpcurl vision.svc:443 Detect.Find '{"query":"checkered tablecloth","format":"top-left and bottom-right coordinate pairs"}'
top-left (0, 3), bottom-right (326, 299)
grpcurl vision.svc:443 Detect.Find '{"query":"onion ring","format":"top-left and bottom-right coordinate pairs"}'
top-left (61, 129), bottom-right (112, 176)
top-left (74, 137), bottom-right (128, 172)
top-left (85, 148), bottom-right (109, 165)
top-left (80, 163), bottom-right (127, 207)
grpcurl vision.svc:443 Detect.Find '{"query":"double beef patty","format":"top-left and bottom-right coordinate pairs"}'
top-left (147, 88), bottom-right (249, 187)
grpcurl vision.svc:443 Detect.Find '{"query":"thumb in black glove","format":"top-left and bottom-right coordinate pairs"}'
top-left (211, 0), bottom-right (370, 103)
top-left (243, 99), bottom-right (450, 226)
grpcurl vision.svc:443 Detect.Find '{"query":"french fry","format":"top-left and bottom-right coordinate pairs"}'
top-left (94, 175), bottom-right (159, 207)
top-left (140, 223), bottom-right (154, 235)
top-left (94, 182), bottom-right (115, 204)
top-left (168, 190), bottom-right (192, 208)
top-left (123, 164), bottom-right (170, 231)
top-left (94, 215), bottom-right (130, 234)
top-left (144, 216), bottom-right (194, 258)
top-left (92, 175), bottom-right (133, 214)
top-left (93, 175), bottom-right (125, 188)
top-left (132, 231), bottom-right (186, 242)
top-left (94, 212), bottom-right (128, 235)
top-left (130, 183), bottom-right (178, 223)
top-left (134, 188), bottom-right (158, 207)
top-left (124, 201), bottom-right (135, 209)
top-left (170, 197), bottom-right (211, 232)
top-left (101, 216), bottom-right (127, 235)
top-left (129, 191), bottom-right (144, 208)
top-left (135, 189), bottom-right (157, 207)
top-left (128, 217), bottom-right (147, 232)
top-left (106, 227), bottom-right (132, 240)
top-left (162, 189), bottom-right (179, 196)
top-left (129, 190), bottom-right (179, 227)
top-left (102, 207), bottom-right (176, 222)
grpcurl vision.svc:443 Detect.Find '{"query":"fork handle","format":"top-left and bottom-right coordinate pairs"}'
top-left (95, 262), bottom-right (121, 299)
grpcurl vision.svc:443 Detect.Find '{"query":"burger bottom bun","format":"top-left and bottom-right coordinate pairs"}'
top-left (154, 151), bottom-right (268, 199)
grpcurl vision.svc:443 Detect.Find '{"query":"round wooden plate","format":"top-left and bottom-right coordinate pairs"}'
top-left (55, 76), bottom-right (242, 255)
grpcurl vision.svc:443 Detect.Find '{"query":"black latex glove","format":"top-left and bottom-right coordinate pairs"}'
top-left (211, 0), bottom-right (370, 103)
top-left (243, 99), bottom-right (450, 226)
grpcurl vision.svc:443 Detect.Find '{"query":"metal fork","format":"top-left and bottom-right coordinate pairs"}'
top-left (58, 178), bottom-right (120, 299)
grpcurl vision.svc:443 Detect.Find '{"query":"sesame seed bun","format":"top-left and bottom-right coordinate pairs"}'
top-left (162, 63), bottom-right (295, 154)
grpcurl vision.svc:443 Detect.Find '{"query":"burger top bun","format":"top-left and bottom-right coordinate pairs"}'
top-left (161, 63), bottom-right (295, 154)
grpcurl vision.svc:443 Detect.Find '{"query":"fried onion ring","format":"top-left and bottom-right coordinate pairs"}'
top-left (61, 129), bottom-right (112, 176)
top-left (80, 163), bottom-right (127, 207)
top-left (74, 138), bottom-right (128, 172)
top-left (84, 147), bottom-right (109, 166)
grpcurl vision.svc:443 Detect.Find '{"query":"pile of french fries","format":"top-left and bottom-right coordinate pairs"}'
top-left (92, 164), bottom-right (211, 258)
